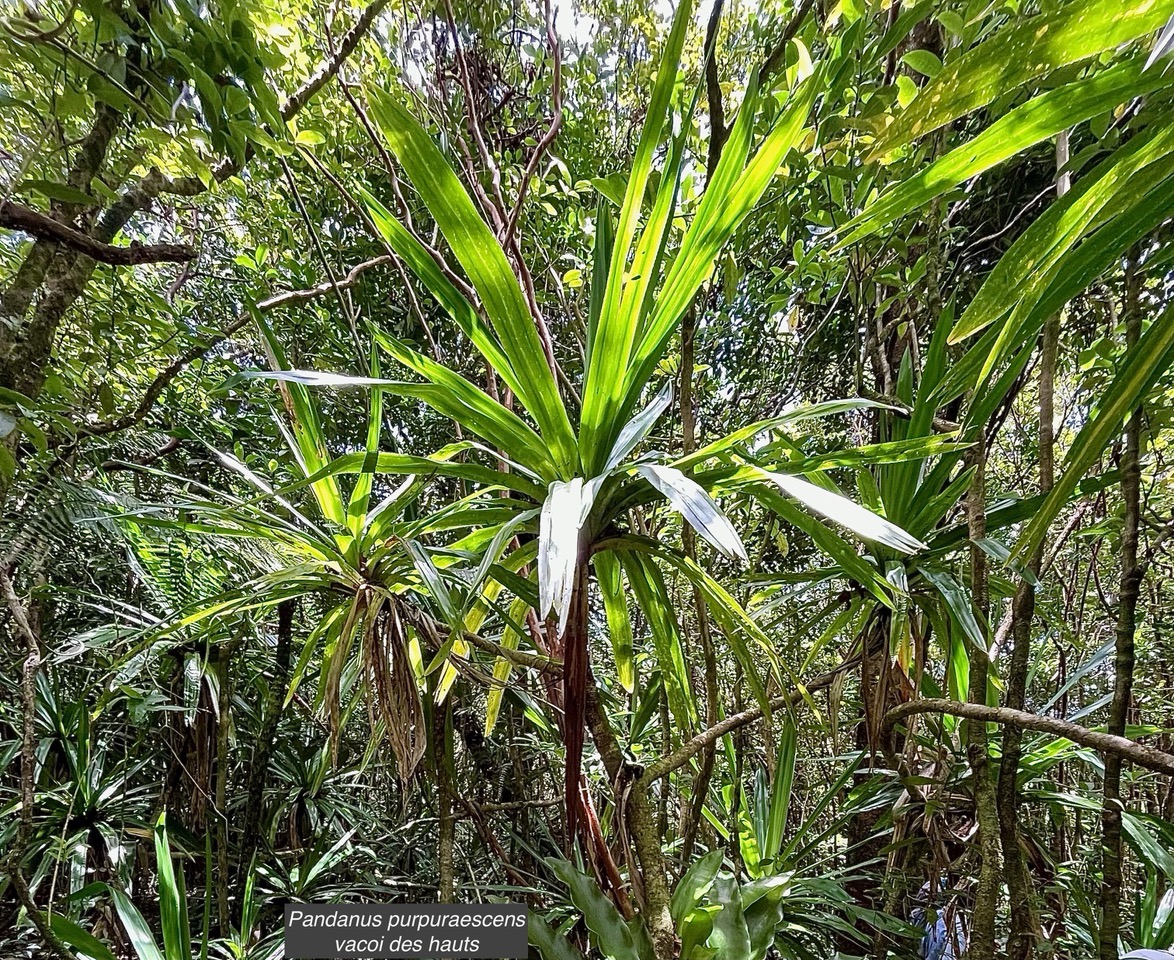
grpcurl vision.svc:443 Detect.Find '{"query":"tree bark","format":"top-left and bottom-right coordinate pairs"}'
top-left (997, 127), bottom-right (1071, 960)
top-left (882, 700), bottom-right (1174, 776)
top-left (0, 201), bottom-right (195, 264)
top-left (965, 442), bottom-right (1002, 960)
top-left (585, 684), bottom-right (676, 960)
top-left (0, 0), bottom-right (390, 401)
top-left (435, 700), bottom-right (456, 903)
top-left (1100, 256), bottom-right (1144, 960)
top-left (238, 599), bottom-right (294, 889)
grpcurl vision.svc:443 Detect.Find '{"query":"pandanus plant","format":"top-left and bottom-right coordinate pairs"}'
top-left (266, 1), bottom-right (924, 949)
top-left (122, 321), bottom-right (488, 781)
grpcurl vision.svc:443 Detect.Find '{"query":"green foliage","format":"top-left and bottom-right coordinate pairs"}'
top-left (3, 1), bottom-right (1174, 959)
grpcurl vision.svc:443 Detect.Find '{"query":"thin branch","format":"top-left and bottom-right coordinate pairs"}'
top-left (759, 0), bottom-right (818, 83)
top-left (76, 256), bottom-right (391, 439)
top-left (501, 0), bottom-right (563, 248)
top-left (1, 200), bottom-right (195, 264)
top-left (883, 698), bottom-right (1174, 776)
top-left (1, 565), bottom-right (75, 960)
top-left (640, 663), bottom-right (849, 783)
top-left (441, 0), bottom-right (508, 231)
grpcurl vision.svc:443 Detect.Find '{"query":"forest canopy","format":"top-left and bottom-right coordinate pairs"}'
top-left (2, 0), bottom-right (1174, 958)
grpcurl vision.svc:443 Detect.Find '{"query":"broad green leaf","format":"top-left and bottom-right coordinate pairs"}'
top-left (528, 912), bottom-right (586, 960)
top-left (671, 848), bottom-right (724, 925)
top-left (358, 187), bottom-right (523, 398)
top-left (110, 887), bottom-right (166, 960)
top-left (918, 565), bottom-right (985, 650)
top-left (874, 0), bottom-right (1172, 153)
top-left (548, 860), bottom-right (654, 960)
top-left (619, 72), bottom-right (822, 445)
top-left (48, 915), bottom-right (118, 960)
top-left (706, 876), bottom-right (753, 960)
top-left (153, 814), bottom-right (190, 960)
top-left (578, 0), bottom-right (695, 471)
top-left (372, 330), bottom-right (556, 479)
top-left (21, 178), bottom-right (97, 205)
top-left (900, 49), bottom-right (942, 78)
top-left (744, 879), bottom-right (788, 958)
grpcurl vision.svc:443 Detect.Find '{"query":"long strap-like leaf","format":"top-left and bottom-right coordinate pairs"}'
top-left (364, 86), bottom-right (578, 476)
top-left (1014, 301), bottom-right (1174, 561)
top-left (874, 0), bottom-right (1172, 153)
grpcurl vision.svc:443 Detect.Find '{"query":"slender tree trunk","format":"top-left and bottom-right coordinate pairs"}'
top-left (997, 128), bottom-right (1072, 960)
top-left (1100, 257), bottom-right (1144, 960)
top-left (727, 663), bottom-right (745, 876)
top-left (678, 309), bottom-right (718, 865)
top-left (965, 441), bottom-right (1002, 959)
top-left (239, 599), bottom-right (294, 889)
top-left (585, 685), bottom-right (677, 960)
top-left (563, 559), bottom-right (590, 850)
top-left (434, 700), bottom-right (456, 903)
top-left (214, 643), bottom-right (234, 936)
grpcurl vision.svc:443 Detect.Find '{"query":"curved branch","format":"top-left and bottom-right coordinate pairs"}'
top-left (501, 0), bottom-right (563, 248)
top-left (78, 256), bottom-right (391, 438)
top-left (144, 0), bottom-right (393, 201)
top-left (759, 0), bottom-right (817, 82)
top-left (883, 698), bottom-right (1174, 776)
top-left (0, 200), bottom-right (195, 264)
top-left (640, 664), bottom-right (849, 783)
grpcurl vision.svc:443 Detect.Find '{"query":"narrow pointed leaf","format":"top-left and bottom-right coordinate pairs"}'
top-left (1014, 302), bottom-right (1174, 561)
top-left (578, 0), bottom-right (695, 470)
top-left (605, 382), bottom-right (673, 473)
top-left (110, 888), bottom-right (166, 960)
top-left (621, 550), bottom-right (698, 732)
top-left (765, 471), bottom-right (926, 552)
top-left (365, 86), bottom-right (577, 475)
top-left (637, 463), bottom-right (748, 561)
top-left (874, 0), bottom-right (1172, 153)
top-left (841, 56), bottom-right (1169, 244)
top-left (594, 551), bottom-right (635, 692)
